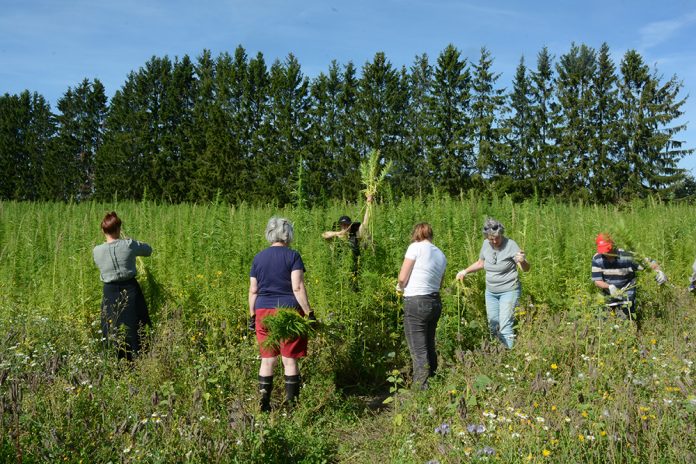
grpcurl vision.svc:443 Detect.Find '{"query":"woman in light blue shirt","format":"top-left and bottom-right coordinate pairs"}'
top-left (456, 218), bottom-right (530, 349)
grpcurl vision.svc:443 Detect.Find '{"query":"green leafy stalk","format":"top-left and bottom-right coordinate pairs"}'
top-left (359, 149), bottom-right (392, 242)
top-left (260, 308), bottom-right (314, 350)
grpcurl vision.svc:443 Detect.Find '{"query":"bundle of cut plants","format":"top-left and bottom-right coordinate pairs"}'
top-left (261, 308), bottom-right (316, 350)
top-left (359, 148), bottom-right (392, 244)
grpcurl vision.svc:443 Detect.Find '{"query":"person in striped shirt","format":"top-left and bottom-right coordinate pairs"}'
top-left (591, 233), bottom-right (667, 321)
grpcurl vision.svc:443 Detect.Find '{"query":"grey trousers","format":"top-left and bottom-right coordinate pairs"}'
top-left (403, 293), bottom-right (442, 389)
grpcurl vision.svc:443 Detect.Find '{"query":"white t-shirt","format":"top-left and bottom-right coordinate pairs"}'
top-left (403, 240), bottom-right (447, 297)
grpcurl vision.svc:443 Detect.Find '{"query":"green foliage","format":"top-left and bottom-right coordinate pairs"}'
top-left (2, 183), bottom-right (696, 463)
top-left (359, 149), bottom-right (392, 198)
top-left (260, 308), bottom-right (314, 350)
top-left (3, 43), bottom-right (694, 204)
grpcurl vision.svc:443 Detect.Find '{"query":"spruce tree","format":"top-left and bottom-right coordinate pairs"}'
top-left (306, 60), bottom-right (343, 203)
top-left (529, 46), bottom-right (558, 196)
top-left (617, 50), bottom-right (692, 198)
top-left (356, 52), bottom-right (408, 195)
top-left (555, 43), bottom-right (597, 199)
top-left (429, 44), bottom-right (472, 194)
top-left (334, 61), bottom-right (361, 199)
top-left (501, 56), bottom-right (534, 196)
top-left (403, 53), bottom-right (433, 195)
top-left (471, 47), bottom-right (506, 180)
top-left (0, 91), bottom-right (54, 200)
top-left (588, 43), bottom-right (622, 202)
top-left (53, 79), bottom-right (108, 200)
top-left (260, 54), bottom-right (309, 205)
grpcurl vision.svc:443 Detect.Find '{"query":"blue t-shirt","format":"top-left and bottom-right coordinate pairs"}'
top-left (250, 246), bottom-right (306, 310)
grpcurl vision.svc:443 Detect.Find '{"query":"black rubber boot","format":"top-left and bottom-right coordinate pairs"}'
top-left (258, 375), bottom-right (273, 412)
top-left (284, 374), bottom-right (301, 406)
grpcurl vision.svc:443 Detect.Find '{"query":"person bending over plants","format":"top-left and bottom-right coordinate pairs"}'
top-left (456, 218), bottom-right (530, 349)
top-left (93, 211), bottom-right (153, 361)
top-left (249, 217), bottom-right (315, 412)
top-left (591, 233), bottom-right (667, 322)
top-left (396, 223), bottom-right (447, 390)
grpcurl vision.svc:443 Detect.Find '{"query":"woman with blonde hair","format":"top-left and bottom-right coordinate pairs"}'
top-left (396, 222), bottom-right (447, 389)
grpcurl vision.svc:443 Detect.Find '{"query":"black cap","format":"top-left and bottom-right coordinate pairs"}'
top-left (338, 215), bottom-right (352, 224)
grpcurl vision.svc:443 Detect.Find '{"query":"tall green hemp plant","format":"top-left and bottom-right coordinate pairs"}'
top-left (359, 149), bottom-right (392, 244)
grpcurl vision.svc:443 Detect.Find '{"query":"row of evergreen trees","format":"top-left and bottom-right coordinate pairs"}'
top-left (0, 42), bottom-right (692, 205)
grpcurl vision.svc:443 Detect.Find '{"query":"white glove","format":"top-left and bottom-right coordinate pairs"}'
top-left (395, 283), bottom-right (404, 293)
top-left (655, 270), bottom-right (667, 285)
top-left (608, 284), bottom-right (619, 296)
top-left (456, 270), bottom-right (468, 280)
top-left (514, 251), bottom-right (526, 264)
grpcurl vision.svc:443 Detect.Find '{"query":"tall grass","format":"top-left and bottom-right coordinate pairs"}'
top-left (0, 196), bottom-right (695, 462)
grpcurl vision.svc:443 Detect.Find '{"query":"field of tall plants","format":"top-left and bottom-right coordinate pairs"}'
top-left (1, 195), bottom-right (695, 463)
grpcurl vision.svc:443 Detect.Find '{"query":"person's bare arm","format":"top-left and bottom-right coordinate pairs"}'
top-left (456, 259), bottom-right (485, 280)
top-left (291, 269), bottom-right (312, 316)
top-left (249, 277), bottom-right (258, 317)
top-left (322, 229), bottom-right (348, 239)
top-left (397, 258), bottom-right (416, 290)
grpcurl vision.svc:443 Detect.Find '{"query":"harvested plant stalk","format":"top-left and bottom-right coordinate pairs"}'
top-left (261, 308), bottom-right (314, 349)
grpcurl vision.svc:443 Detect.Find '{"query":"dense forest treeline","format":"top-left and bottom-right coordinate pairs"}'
top-left (0, 42), bottom-right (693, 205)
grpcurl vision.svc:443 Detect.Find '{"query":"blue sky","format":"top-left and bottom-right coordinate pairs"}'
top-left (2, 0), bottom-right (695, 172)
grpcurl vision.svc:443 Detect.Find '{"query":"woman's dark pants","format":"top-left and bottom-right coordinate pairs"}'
top-left (403, 293), bottom-right (442, 390)
top-left (101, 278), bottom-right (150, 361)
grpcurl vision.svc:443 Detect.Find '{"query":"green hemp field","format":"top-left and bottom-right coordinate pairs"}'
top-left (1, 195), bottom-right (694, 463)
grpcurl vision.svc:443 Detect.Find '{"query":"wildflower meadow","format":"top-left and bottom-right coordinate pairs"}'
top-left (0, 195), bottom-right (694, 463)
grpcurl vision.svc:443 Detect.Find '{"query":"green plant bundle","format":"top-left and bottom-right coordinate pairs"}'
top-left (360, 149), bottom-right (392, 198)
top-left (261, 308), bottom-right (314, 349)
top-left (359, 149), bottom-right (392, 242)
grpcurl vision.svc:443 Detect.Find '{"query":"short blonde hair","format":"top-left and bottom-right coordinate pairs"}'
top-left (265, 217), bottom-right (294, 244)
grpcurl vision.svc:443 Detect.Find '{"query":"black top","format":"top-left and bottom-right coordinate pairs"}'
top-left (347, 222), bottom-right (361, 256)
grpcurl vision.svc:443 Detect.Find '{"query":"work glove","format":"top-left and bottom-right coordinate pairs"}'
top-left (608, 284), bottom-right (619, 296)
top-left (654, 270), bottom-right (668, 285)
top-left (456, 270), bottom-right (468, 280)
top-left (514, 251), bottom-right (526, 264)
top-left (395, 283), bottom-right (404, 293)
top-left (248, 314), bottom-right (256, 332)
top-left (307, 311), bottom-right (317, 322)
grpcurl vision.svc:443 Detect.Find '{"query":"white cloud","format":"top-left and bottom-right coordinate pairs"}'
top-left (639, 12), bottom-right (696, 49)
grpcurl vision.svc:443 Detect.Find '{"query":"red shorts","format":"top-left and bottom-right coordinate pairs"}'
top-left (255, 308), bottom-right (308, 358)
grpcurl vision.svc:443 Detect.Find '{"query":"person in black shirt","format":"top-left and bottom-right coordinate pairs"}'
top-left (322, 195), bottom-right (373, 290)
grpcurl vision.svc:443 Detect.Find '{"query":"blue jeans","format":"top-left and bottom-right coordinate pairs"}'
top-left (403, 293), bottom-right (442, 389)
top-left (484, 288), bottom-right (521, 349)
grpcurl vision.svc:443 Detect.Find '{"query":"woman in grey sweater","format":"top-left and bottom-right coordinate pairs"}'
top-left (93, 211), bottom-right (152, 360)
